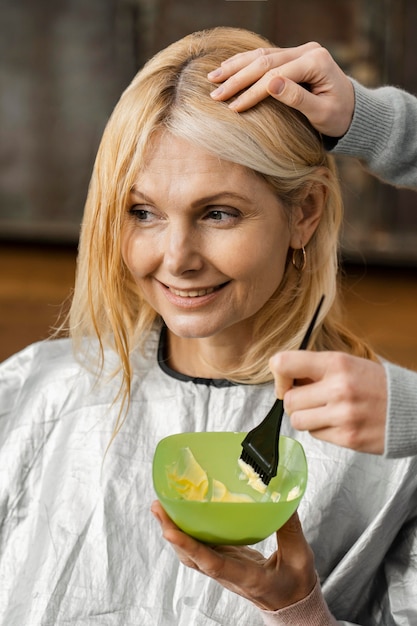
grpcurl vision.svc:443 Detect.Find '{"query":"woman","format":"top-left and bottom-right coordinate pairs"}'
top-left (0, 27), bottom-right (416, 625)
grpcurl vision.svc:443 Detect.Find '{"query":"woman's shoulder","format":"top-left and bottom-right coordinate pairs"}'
top-left (0, 338), bottom-right (122, 423)
top-left (0, 338), bottom-right (77, 383)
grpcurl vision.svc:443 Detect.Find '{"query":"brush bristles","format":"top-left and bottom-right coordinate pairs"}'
top-left (240, 449), bottom-right (272, 486)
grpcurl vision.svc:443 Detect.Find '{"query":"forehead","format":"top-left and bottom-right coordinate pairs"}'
top-left (135, 132), bottom-right (261, 190)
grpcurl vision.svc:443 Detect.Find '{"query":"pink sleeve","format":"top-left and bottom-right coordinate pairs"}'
top-left (259, 577), bottom-right (338, 626)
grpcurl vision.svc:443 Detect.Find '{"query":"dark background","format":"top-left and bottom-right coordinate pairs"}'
top-left (1, 0), bottom-right (417, 263)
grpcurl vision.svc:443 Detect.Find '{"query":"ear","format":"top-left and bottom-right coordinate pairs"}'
top-left (289, 178), bottom-right (326, 249)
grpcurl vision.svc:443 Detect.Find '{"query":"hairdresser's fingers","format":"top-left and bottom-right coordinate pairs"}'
top-left (280, 353), bottom-right (387, 418)
top-left (208, 44), bottom-right (322, 110)
top-left (287, 389), bottom-right (387, 454)
top-left (290, 412), bottom-right (385, 454)
top-left (273, 354), bottom-right (387, 454)
top-left (269, 351), bottom-right (328, 399)
top-left (208, 47), bottom-right (281, 82)
top-left (209, 44), bottom-right (354, 136)
top-left (208, 42), bottom-right (321, 84)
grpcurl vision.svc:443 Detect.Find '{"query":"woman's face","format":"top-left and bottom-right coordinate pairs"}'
top-left (122, 133), bottom-right (294, 344)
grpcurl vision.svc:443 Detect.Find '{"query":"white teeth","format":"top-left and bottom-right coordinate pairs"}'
top-left (170, 286), bottom-right (215, 297)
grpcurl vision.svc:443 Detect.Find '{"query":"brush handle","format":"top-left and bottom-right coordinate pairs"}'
top-left (299, 295), bottom-right (325, 351)
top-left (270, 295), bottom-right (325, 415)
top-left (264, 294), bottom-right (325, 458)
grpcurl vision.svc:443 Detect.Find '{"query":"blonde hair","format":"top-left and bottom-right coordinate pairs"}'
top-left (69, 27), bottom-right (375, 421)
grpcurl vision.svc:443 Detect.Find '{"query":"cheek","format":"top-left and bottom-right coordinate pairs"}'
top-left (249, 244), bottom-right (290, 303)
top-left (121, 229), bottom-right (155, 280)
top-left (229, 237), bottom-right (289, 283)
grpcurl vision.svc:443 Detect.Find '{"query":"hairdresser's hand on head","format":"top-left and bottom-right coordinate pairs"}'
top-left (269, 351), bottom-right (387, 454)
top-left (208, 42), bottom-right (354, 138)
top-left (151, 501), bottom-right (316, 611)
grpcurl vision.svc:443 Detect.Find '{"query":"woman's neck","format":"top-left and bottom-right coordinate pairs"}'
top-left (165, 328), bottom-right (251, 379)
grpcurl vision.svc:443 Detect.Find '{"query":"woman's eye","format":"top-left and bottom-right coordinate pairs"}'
top-left (205, 208), bottom-right (239, 223)
top-left (129, 206), bottom-right (154, 222)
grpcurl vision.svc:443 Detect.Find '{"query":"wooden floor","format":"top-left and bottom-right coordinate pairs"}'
top-left (1, 242), bottom-right (417, 371)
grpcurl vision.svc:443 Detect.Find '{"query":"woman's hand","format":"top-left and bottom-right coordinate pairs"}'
top-left (151, 501), bottom-right (316, 611)
top-left (269, 351), bottom-right (387, 454)
top-left (208, 42), bottom-right (354, 138)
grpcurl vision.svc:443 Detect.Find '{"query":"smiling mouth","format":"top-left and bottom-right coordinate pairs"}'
top-left (167, 283), bottom-right (227, 298)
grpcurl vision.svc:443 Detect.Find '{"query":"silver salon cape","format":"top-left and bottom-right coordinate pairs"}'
top-left (1, 330), bottom-right (417, 626)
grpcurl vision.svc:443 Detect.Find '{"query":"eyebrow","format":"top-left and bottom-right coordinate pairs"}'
top-left (129, 187), bottom-right (255, 207)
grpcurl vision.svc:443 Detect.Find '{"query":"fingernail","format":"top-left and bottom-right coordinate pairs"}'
top-left (207, 68), bottom-right (222, 79)
top-left (150, 503), bottom-right (162, 524)
top-left (268, 76), bottom-right (285, 96)
top-left (210, 86), bottom-right (224, 98)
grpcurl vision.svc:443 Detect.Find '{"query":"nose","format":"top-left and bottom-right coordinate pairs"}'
top-left (164, 223), bottom-right (204, 276)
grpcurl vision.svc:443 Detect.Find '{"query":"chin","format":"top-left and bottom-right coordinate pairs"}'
top-left (164, 317), bottom-right (227, 340)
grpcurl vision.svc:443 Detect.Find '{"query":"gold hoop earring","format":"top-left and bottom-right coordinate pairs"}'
top-left (292, 246), bottom-right (306, 272)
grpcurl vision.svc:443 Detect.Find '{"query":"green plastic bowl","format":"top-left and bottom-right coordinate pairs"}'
top-left (152, 431), bottom-right (307, 545)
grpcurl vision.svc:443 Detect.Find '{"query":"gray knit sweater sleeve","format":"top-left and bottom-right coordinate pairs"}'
top-left (333, 79), bottom-right (417, 188)
top-left (383, 361), bottom-right (417, 458)
top-left (334, 81), bottom-right (417, 458)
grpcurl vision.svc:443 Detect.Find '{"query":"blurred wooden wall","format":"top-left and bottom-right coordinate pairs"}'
top-left (1, 0), bottom-right (417, 260)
